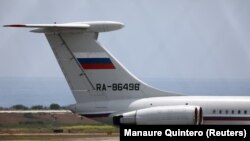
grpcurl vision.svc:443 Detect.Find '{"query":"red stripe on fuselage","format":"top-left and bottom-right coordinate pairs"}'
top-left (204, 116), bottom-right (250, 121)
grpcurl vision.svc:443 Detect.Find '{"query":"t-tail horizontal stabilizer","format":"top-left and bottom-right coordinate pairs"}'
top-left (4, 21), bottom-right (124, 33)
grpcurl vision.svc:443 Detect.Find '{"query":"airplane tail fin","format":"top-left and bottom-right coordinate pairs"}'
top-left (4, 21), bottom-right (181, 103)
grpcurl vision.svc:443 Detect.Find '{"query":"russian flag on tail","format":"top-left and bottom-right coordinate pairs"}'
top-left (74, 52), bottom-right (115, 70)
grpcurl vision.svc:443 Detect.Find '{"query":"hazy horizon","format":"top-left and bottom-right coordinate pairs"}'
top-left (1, 77), bottom-right (250, 107)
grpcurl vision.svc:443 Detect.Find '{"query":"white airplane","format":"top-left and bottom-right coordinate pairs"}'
top-left (4, 21), bottom-right (250, 125)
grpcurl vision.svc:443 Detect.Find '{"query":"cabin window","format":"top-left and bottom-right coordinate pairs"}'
top-left (213, 110), bottom-right (216, 114)
top-left (238, 110), bottom-right (241, 114)
top-left (219, 110), bottom-right (222, 114)
top-left (232, 110), bottom-right (234, 114)
top-left (244, 110), bottom-right (247, 114)
top-left (225, 110), bottom-right (228, 114)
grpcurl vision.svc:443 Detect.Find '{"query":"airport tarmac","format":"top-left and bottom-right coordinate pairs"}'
top-left (8, 137), bottom-right (118, 141)
top-left (0, 133), bottom-right (119, 141)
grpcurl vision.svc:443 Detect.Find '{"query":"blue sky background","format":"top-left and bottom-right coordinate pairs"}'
top-left (0, 0), bottom-right (250, 106)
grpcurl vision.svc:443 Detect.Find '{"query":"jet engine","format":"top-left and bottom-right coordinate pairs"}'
top-left (113, 105), bottom-right (203, 125)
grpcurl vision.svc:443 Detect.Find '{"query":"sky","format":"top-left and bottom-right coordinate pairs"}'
top-left (0, 0), bottom-right (250, 80)
top-left (0, 0), bottom-right (250, 106)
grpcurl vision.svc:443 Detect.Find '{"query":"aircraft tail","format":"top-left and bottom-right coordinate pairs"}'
top-left (4, 21), bottom-right (181, 104)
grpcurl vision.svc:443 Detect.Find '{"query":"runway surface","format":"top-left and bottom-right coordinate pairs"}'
top-left (0, 133), bottom-right (119, 141)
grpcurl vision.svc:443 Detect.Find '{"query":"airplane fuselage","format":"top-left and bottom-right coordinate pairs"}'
top-left (73, 96), bottom-right (250, 125)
